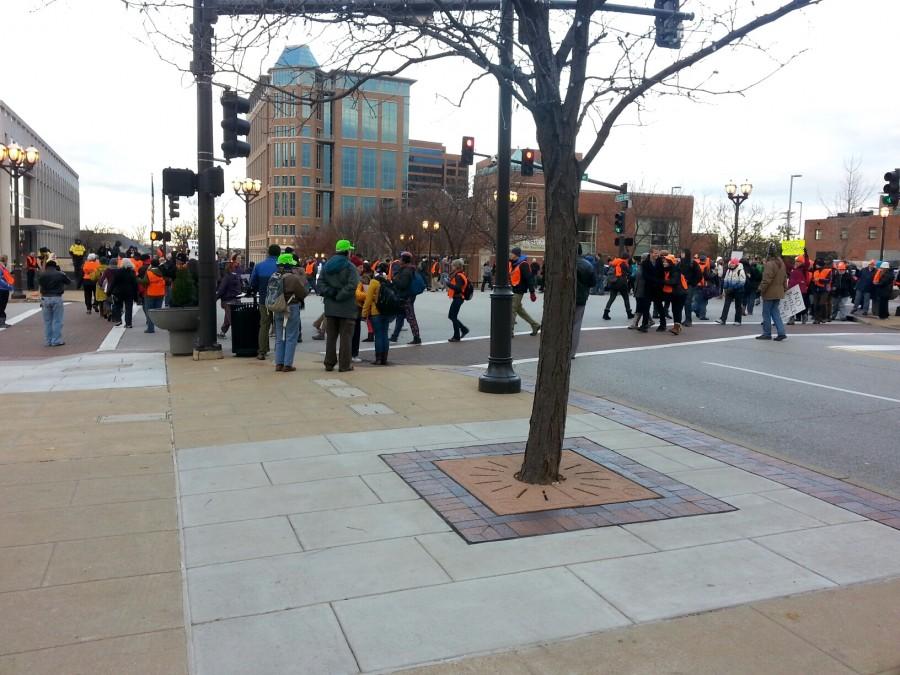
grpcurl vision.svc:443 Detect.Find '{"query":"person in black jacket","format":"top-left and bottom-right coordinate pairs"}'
top-left (111, 258), bottom-right (139, 328)
top-left (572, 246), bottom-right (598, 358)
top-left (679, 249), bottom-right (700, 327)
top-left (389, 252), bottom-right (423, 344)
top-left (38, 260), bottom-right (71, 346)
top-left (635, 249), bottom-right (660, 332)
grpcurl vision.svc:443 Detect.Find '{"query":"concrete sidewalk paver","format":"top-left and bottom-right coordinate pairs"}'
top-left (334, 567), bottom-right (631, 673)
top-left (183, 516), bottom-right (302, 567)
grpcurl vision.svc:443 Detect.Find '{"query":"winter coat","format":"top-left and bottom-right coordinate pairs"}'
top-left (216, 272), bottom-right (242, 302)
top-left (787, 258), bottom-right (810, 294)
top-left (576, 256), bottom-right (597, 306)
top-left (759, 257), bottom-right (787, 300)
top-left (320, 254), bottom-right (361, 319)
top-left (722, 265), bottom-right (746, 292)
top-left (110, 268), bottom-right (138, 301)
top-left (392, 264), bottom-right (418, 299)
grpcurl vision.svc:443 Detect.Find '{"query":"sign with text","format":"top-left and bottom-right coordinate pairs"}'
top-left (779, 285), bottom-right (805, 321)
top-left (782, 240), bottom-right (806, 256)
top-left (615, 193), bottom-right (630, 202)
top-left (730, 250), bottom-right (743, 261)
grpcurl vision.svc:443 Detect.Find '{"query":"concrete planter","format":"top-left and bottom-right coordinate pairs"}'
top-left (147, 307), bottom-right (199, 356)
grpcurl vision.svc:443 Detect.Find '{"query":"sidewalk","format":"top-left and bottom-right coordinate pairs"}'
top-left (1, 348), bottom-right (899, 673)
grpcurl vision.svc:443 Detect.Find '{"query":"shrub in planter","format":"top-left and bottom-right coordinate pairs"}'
top-left (171, 268), bottom-right (198, 307)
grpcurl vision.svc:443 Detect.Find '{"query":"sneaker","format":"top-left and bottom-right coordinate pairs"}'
top-left (637, 326), bottom-right (649, 333)
top-left (144, 329), bottom-right (154, 334)
top-left (715, 319), bottom-right (726, 325)
top-left (283, 366), bottom-right (296, 372)
top-left (257, 353), bottom-right (266, 360)
top-left (461, 327), bottom-right (470, 338)
top-left (774, 335), bottom-right (788, 341)
top-left (312, 332), bottom-right (325, 341)
top-left (115, 321), bottom-right (122, 326)
top-left (389, 336), bottom-right (398, 343)
top-left (732, 321), bottom-right (741, 325)
top-left (448, 337), bottom-right (461, 342)
top-left (531, 324), bottom-right (541, 336)
top-left (408, 337), bottom-right (422, 345)
top-left (351, 357), bottom-right (363, 363)
top-left (755, 335), bottom-right (772, 340)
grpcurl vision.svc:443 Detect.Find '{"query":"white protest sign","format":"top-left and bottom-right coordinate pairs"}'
top-left (779, 285), bottom-right (805, 321)
top-left (730, 250), bottom-right (743, 261)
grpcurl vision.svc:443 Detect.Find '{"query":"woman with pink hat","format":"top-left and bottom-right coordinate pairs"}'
top-left (716, 258), bottom-right (746, 325)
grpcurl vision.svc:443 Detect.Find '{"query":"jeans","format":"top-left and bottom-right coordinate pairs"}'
top-left (113, 298), bottom-right (133, 326)
top-left (691, 290), bottom-right (709, 319)
top-left (448, 296), bottom-right (468, 338)
top-left (41, 295), bottom-right (64, 345)
top-left (511, 293), bottom-right (540, 334)
top-left (761, 299), bottom-right (786, 337)
top-left (720, 290), bottom-right (744, 323)
top-left (570, 304), bottom-right (586, 358)
top-left (143, 295), bottom-right (164, 332)
top-left (274, 304), bottom-right (301, 366)
top-left (324, 316), bottom-right (355, 371)
top-left (743, 289), bottom-right (757, 315)
top-left (371, 314), bottom-right (391, 356)
top-left (604, 287), bottom-right (632, 316)
top-left (853, 288), bottom-right (871, 313)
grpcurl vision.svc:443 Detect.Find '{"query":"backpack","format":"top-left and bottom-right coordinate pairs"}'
top-left (375, 278), bottom-right (403, 316)
top-left (410, 271), bottom-right (426, 296)
top-left (461, 274), bottom-right (474, 300)
top-left (265, 272), bottom-right (287, 313)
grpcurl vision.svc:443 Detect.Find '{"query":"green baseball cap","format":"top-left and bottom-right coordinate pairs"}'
top-left (276, 253), bottom-right (297, 266)
top-left (335, 239), bottom-right (354, 253)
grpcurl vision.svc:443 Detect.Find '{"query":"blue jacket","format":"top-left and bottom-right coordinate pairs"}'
top-left (250, 255), bottom-right (278, 302)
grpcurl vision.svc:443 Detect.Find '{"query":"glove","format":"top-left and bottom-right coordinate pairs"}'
top-left (529, 290), bottom-right (537, 302)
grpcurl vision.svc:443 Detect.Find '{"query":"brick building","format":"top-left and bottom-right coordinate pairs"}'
top-left (804, 214), bottom-right (900, 263)
top-left (408, 140), bottom-right (469, 199)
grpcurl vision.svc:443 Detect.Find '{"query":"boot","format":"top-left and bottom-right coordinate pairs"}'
top-left (602, 310), bottom-right (611, 321)
top-left (372, 352), bottom-right (382, 364)
top-left (669, 323), bottom-right (682, 336)
top-left (362, 335), bottom-right (375, 342)
top-left (408, 336), bottom-right (422, 345)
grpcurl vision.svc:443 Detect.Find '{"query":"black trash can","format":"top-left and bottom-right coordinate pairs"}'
top-left (229, 299), bottom-right (260, 357)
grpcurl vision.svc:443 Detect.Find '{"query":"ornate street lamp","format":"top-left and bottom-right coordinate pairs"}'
top-left (217, 213), bottom-right (237, 261)
top-left (0, 143), bottom-right (40, 299)
top-left (422, 219), bottom-right (440, 270)
top-left (725, 180), bottom-right (752, 253)
top-left (233, 178), bottom-right (262, 263)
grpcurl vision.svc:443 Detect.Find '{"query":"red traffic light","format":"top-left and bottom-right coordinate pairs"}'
top-left (521, 148), bottom-right (535, 176)
top-left (461, 136), bottom-right (475, 166)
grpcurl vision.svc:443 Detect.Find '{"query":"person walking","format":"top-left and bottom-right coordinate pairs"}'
top-left (320, 239), bottom-right (361, 372)
top-left (743, 257), bottom-right (762, 316)
top-left (809, 258), bottom-right (832, 324)
top-left (602, 254), bottom-right (633, 321)
top-left (679, 249), bottom-right (700, 327)
top-left (509, 246), bottom-right (541, 336)
top-left (757, 243), bottom-right (788, 341)
top-left (110, 258), bottom-right (138, 328)
top-left (81, 253), bottom-right (100, 314)
top-left (249, 244), bottom-right (281, 360)
top-left (872, 262), bottom-right (894, 320)
top-left (446, 259), bottom-right (471, 342)
top-left (140, 258), bottom-right (167, 333)
top-left (69, 239), bottom-right (86, 290)
top-left (362, 262), bottom-right (394, 364)
top-left (389, 252), bottom-right (424, 345)
top-left (215, 260), bottom-right (243, 339)
top-left (660, 254), bottom-right (687, 335)
top-left (691, 253), bottom-right (713, 320)
top-left (481, 260), bottom-right (493, 292)
top-left (38, 260), bottom-right (70, 346)
top-left (0, 255), bottom-right (13, 328)
top-left (717, 258), bottom-right (746, 325)
top-left (572, 245), bottom-right (598, 357)
top-left (271, 254), bottom-right (307, 372)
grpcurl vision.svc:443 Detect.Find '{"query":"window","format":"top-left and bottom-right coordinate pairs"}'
top-left (274, 125), bottom-right (295, 137)
top-left (341, 99), bottom-right (358, 139)
top-left (288, 192), bottom-right (296, 217)
top-left (301, 192), bottom-right (311, 217)
top-left (341, 196), bottom-right (357, 214)
top-left (362, 101), bottom-right (378, 141)
top-left (635, 218), bottom-right (679, 256)
top-left (301, 176), bottom-right (311, 187)
top-left (289, 225), bottom-right (296, 236)
top-left (381, 101), bottom-right (397, 143)
top-left (381, 150), bottom-right (396, 189)
top-left (361, 149), bottom-right (377, 188)
top-left (301, 224), bottom-right (311, 236)
top-left (815, 229), bottom-right (823, 240)
top-left (526, 195), bottom-right (538, 232)
top-left (274, 142), bottom-right (295, 168)
top-left (360, 196), bottom-right (377, 213)
top-left (273, 90), bottom-right (295, 118)
top-left (341, 148), bottom-right (358, 187)
top-left (868, 227), bottom-right (877, 240)
top-left (301, 143), bottom-right (312, 168)
top-left (840, 228), bottom-right (849, 240)
top-left (323, 101), bottom-right (333, 136)
top-left (301, 126), bottom-right (312, 138)
top-left (272, 192), bottom-right (281, 217)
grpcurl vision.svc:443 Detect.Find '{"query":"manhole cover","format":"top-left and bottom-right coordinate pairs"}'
top-left (435, 450), bottom-right (659, 516)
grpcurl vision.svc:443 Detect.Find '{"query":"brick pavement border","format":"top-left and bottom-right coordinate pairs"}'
top-left (382, 437), bottom-right (735, 543)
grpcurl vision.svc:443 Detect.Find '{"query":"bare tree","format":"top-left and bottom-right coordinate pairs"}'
top-left (822, 156), bottom-right (877, 217)
top-left (122, 0), bottom-right (821, 484)
top-left (693, 197), bottom-right (779, 259)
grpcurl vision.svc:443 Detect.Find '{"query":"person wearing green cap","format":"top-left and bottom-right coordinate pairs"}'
top-left (319, 240), bottom-right (360, 372)
top-left (270, 253), bottom-right (308, 372)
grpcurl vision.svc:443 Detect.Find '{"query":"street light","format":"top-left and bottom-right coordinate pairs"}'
top-left (0, 142), bottom-right (40, 299)
top-left (795, 201), bottom-right (803, 239)
top-left (422, 219), bottom-right (440, 271)
top-left (233, 178), bottom-right (262, 264)
top-left (879, 205), bottom-right (890, 260)
top-left (217, 213), bottom-right (237, 261)
top-left (786, 174), bottom-right (802, 237)
top-left (725, 180), bottom-right (752, 252)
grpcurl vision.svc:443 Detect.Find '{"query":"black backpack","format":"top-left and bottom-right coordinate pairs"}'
top-left (376, 278), bottom-right (403, 315)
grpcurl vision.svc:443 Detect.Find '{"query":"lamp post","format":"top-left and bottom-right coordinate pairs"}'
top-left (0, 143), bottom-right (40, 299)
top-left (399, 233), bottom-right (415, 254)
top-left (795, 201), bottom-right (803, 240)
top-left (233, 178), bottom-right (261, 264)
top-left (786, 173), bottom-right (802, 237)
top-left (421, 219), bottom-right (440, 268)
top-left (217, 213), bottom-right (237, 261)
top-left (725, 180), bottom-right (752, 253)
top-left (879, 205), bottom-right (890, 261)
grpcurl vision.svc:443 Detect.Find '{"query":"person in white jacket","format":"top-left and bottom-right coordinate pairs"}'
top-left (717, 258), bottom-right (746, 325)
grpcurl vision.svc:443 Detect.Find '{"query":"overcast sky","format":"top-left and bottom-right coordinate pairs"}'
top-left (4, 0), bottom-right (898, 245)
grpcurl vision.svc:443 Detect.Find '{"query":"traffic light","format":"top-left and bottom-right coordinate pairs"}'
top-left (150, 230), bottom-right (163, 242)
top-left (461, 136), bottom-right (474, 166)
top-left (168, 195), bottom-right (180, 220)
top-left (521, 149), bottom-right (535, 176)
top-left (221, 90), bottom-right (252, 160)
top-left (654, 0), bottom-right (683, 49)
top-left (163, 231), bottom-right (172, 242)
top-left (162, 167), bottom-right (196, 197)
top-left (614, 211), bottom-right (626, 234)
top-left (883, 169), bottom-right (900, 208)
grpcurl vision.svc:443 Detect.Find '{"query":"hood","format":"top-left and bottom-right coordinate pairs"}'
top-left (513, 255), bottom-right (528, 266)
top-left (324, 254), bottom-right (352, 274)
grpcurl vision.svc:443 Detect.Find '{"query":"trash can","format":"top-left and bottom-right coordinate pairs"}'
top-left (229, 299), bottom-right (260, 357)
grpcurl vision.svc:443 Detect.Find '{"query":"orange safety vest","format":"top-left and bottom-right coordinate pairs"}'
top-left (431, 261), bottom-right (440, 276)
top-left (874, 269), bottom-right (886, 285)
top-left (662, 270), bottom-right (687, 293)
top-left (145, 269), bottom-right (166, 297)
top-left (26, 255), bottom-right (38, 270)
top-left (509, 260), bottom-right (527, 287)
top-left (611, 257), bottom-right (628, 277)
top-left (82, 259), bottom-right (99, 280)
top-left (697, 260), bottom-right (710, 286)
top-left (305, 261), bottom-right (315, 276)
top-left (448, 272), bottom-right (468, 298)
top-left (1, 265), bottom-right (13, 285)
top-left (812, 268), bottom-right (831, 289)
top-left (388, 260), bottom-right (399, 280)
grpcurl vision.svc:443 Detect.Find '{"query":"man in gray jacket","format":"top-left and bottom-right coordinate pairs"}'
top-left (319, 239), bottom-right (361, 372)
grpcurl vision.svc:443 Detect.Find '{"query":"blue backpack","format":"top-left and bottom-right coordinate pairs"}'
top-left (410, 271), bottom-right (426, 296)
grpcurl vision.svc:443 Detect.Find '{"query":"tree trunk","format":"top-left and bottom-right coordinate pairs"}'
top-left (515, 140), bottom-right (581, 485)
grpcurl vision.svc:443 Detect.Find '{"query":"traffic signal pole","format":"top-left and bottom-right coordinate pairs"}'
top-left (191, 0), bottom-right (221, 358)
